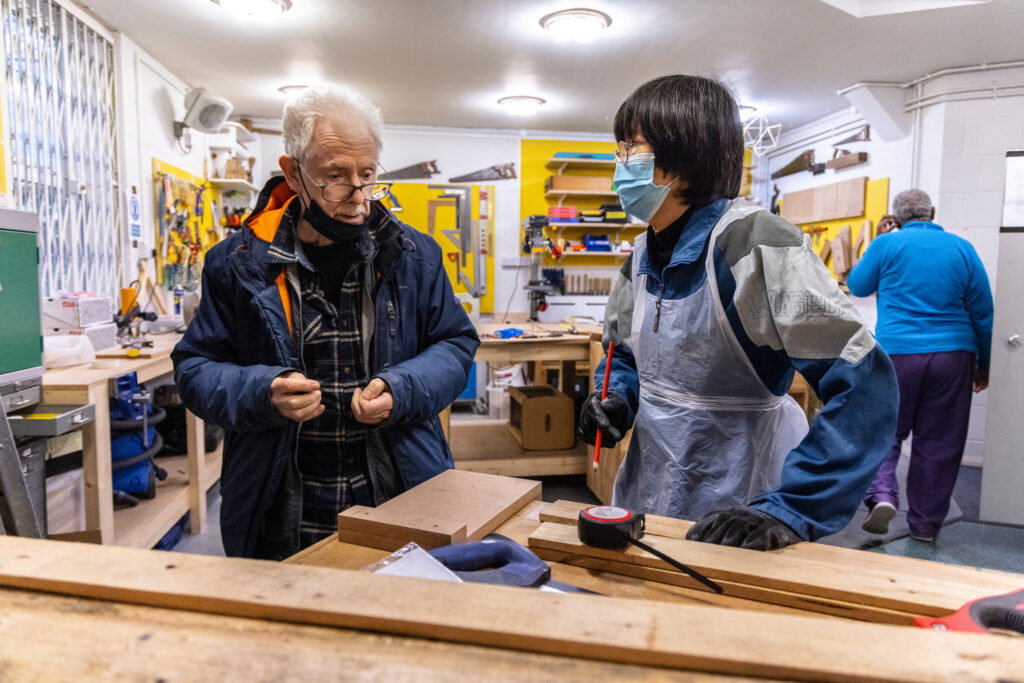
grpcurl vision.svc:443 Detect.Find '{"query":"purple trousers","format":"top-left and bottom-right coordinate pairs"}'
top-left (864, 350), bottom-right (975, 538)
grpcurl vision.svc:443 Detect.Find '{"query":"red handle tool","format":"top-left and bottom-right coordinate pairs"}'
top-left (914, 588), bottom-right (1024, 635)
top-left (592, 340), bottom-right (615, 471)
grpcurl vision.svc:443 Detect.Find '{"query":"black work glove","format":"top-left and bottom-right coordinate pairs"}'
top-left (576, 391), bottom-right (629, 448)
top-left (685, 507), bottom-right (803, 551)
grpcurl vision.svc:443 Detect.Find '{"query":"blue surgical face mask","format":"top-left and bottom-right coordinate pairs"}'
top-left (613, 153), bottom-right (676, 224)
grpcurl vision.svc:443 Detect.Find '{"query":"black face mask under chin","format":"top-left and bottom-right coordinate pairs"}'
top-left (300, 195), bottom-right (366, 242)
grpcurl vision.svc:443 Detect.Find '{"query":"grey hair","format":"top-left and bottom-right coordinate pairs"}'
top-left (892, 189), bottom-right (933, 224)
top-left (281, 85), bottom-right (384, 163)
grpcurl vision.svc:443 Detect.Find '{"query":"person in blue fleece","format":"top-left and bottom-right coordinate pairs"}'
top-left (576, 74), bottom-right (899, 550)
top-left (848, 189), bottom-right (993, 543)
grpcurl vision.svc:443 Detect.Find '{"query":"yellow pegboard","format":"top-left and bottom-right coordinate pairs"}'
top-left (152, 159), bottom-right (223, 286)
top-left (382, 182), bottom-right (495, 313)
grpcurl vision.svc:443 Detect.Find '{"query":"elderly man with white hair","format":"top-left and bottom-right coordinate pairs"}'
top-left (173, 85), bottom-right (479, 559)
top-left (848, 189), bottom-right (993, 543)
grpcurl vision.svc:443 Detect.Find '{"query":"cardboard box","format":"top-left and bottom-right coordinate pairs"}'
top-left (545, 175), bottom-right (613, 193)
top-left (507, 386), bottom-right (576, 451)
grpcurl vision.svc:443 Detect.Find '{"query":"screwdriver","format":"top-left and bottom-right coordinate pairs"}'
top-left (592, 340), bottom-right (615, 471)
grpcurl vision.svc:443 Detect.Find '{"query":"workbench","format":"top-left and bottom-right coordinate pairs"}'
top-left (0, 482), bottom-right (1021, 681)
top-left (41, 336), bottom-right (219, 547)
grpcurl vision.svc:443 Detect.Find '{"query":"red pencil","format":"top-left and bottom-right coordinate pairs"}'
top-left (592, 340), bottom-right (615, 471)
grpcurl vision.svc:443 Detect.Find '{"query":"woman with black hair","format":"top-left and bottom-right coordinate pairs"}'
top-left (577, 75), bottom-right (899, 550)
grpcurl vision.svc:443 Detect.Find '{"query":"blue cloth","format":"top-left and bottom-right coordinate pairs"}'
top-left (847, 221), bottom-right (993, 370)
top-left (172, 176), bottom-right (479, 558)
top-left (598, 203), bottom-right (898, 540)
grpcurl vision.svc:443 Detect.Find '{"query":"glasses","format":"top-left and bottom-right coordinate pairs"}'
top-left (299, 164), bottom-right (393, 202)
top-left (614, 140), bottom-right (653, 163)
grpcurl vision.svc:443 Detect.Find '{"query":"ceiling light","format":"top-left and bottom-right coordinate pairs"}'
top-left (498, 96), bottom-right (546, 116)
top-left (539, 8), bottom-right (612, 43)
top-left (743, 113), bottom-right (781, 157)
top-left (213, 0), bottom-right (292, 21)
top-left (277, 84), bottom-right (308, 96)
top-left (738, 105), bottom-right (757, 123)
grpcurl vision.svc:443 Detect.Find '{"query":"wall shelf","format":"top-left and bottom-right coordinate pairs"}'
top-left (545, 189), bottom-right (620, 206)
top-left (545, 157), bottom-right (616, 174)
top-left (558, 251), bottom-right (631, 261)
top-left (209, 178), bottom-right (259, 193)
top-left (547, 222), bottom-right (645, 236)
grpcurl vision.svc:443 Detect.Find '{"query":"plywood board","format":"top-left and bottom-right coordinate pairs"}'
top-left (0, 536), bottom-right (1021, 682)
top-left (337, 469), bottom-right (540, 550)
top-left (781, 177), bottom-right (866, 225)
top-left (527, 521), bottom-right (1024, 617)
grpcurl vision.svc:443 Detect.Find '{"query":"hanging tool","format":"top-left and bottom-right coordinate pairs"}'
top-left (915, 589), bottom-right (1024, 635)
top-left (592, 341), bottom-right (615, 471)
top-left (578, 506), bottom-right (723, 594)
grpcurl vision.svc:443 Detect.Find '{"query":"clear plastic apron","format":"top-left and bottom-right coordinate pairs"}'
top-left (612, 200), bottom-right (809, 519)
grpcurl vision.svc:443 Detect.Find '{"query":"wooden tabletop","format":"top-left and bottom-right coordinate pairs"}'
top-left (42, 336), bottom-right (180, 390)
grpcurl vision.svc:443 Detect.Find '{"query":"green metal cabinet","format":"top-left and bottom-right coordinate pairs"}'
top-left (0, 210), bottom-right (43, 382)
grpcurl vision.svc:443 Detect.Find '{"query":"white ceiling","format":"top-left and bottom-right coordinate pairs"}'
top-left (79, 0), bottom-right (1024, 133)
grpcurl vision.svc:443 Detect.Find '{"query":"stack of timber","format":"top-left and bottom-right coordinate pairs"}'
top-left (0, 535), bottom-right (1021, 682)
top-left (528, 500), bottom-right (1024, 625)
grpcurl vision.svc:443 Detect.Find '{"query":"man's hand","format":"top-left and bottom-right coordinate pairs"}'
top-left (270, 371), bottom-right (324, 422)
top-left (352, 377), bottom-right (393, 425)
top-left (577, 391), bottom-right (629, 448)
top-left (685, 507), bottom-right (802, 551)
top-left (877, 214), bottom-right (899, 234)
top-left (973, 369), bottom-right (989, 393)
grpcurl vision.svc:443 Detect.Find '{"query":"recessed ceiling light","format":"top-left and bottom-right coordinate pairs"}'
top-left (498, 96), bottom-right (546, 116)
top-left (212, 0), bottom-right (292, 21)
top-left (539, 8), bottom-right (612, 43)
top-left (277, 84), bottom-right (308, 96)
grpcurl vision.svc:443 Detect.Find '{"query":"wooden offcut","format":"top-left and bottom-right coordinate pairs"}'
top-left (337, 469), bottom-right (540, 550)
top-left (0, 536), bottom-right (1021, 682)
top-left (781, 177), bottom-right (866, 225)
top-left (831, 224), bottom-right (853, 276)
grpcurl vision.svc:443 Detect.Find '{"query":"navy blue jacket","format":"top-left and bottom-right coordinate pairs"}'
top-left (172, 178), bottom-right (479, 557)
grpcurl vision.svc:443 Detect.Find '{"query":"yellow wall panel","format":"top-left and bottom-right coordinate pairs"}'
top-left (384, 182), bottom-right (495, 313)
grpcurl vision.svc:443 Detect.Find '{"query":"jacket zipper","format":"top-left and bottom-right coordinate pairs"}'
top-left (653, 281), bottom-right (665, 333)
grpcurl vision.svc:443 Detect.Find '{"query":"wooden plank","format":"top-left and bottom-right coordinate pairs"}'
top-left (338, 507), bottom-right (468, 550)
top-left (540, 499), bottom-right (1024, 592)
top-left (84, 384), bottom-right (114, 543)
top-left (835, 176), bottom-right (867, 219)
top-left (0, 537), bottom-right (1021, 682)
top-left (337, 470), bottom-right (540, 550)
top-left (781, 177), bottom-right (867, 225)
top-left (0, 588), bottom-right (737, 683)
top-left (528, 521), bottom-right (1024, 617)
top-left (538, 546), bottom-right (914, 625)
top-left (831, 224), bottom-right (852, 275)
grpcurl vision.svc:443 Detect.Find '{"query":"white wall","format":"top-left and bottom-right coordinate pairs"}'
top-left (755, 66), bottom-right (1024, 466)
top-left (115, 33), bottom-right (216, 304)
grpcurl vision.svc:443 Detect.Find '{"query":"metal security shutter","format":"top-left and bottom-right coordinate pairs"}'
top-left (2, 0), bottom-right (120, 297)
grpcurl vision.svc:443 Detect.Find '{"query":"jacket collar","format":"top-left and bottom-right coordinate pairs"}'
top-left (639, 198), bottom-right (728, 277)
top-left (242, 176), bottom-right (408, 272)
top-left (899, 220), bottom-right (943, 232)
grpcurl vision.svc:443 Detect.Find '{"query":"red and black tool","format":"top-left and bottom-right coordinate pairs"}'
top-left (578, 505), bottom-right (724, 594)
top-left (915, 589), bottom-right (1024, 635)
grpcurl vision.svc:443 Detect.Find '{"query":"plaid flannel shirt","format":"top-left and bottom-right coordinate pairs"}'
top-left (268, 211), bottom-right (401, 547)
